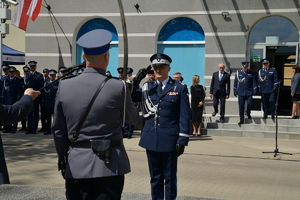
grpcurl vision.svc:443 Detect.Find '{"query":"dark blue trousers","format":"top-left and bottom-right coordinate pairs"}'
top-left (27, 99), bottom-right (40, 132)
top-left (213, 90), bottom-right (226, 119)
top-left (238, 95), bottom-right (253, 121)
top-left (261, 92), bottom-right (276, 116)
top-left (0, 135), bottom-right (9, 184)
top-left (146, 150), bottom-right (178, 200)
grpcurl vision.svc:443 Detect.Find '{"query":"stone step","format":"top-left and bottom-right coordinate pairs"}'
top-left (202, 128), bottom-right (300, 140)
top-left (205, 123), bottom-right (300, 132)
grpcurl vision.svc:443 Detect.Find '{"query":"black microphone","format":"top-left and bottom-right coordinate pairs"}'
top-left (61, 61), bottom-right (86, 73)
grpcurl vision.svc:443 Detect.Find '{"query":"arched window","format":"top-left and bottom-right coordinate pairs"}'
top-left (248, 16), bottom-right (298, 43)
top-left (76, 18), bottom-right (118, 73)
top-left (157, 17), bottom-right (205, 86)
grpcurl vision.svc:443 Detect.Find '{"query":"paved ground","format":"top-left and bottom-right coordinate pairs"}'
top-left (1, 130), bottom-right (300, 200)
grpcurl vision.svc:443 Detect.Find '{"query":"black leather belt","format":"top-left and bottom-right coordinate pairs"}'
top-left (72, 139), bottom-right (123, 148)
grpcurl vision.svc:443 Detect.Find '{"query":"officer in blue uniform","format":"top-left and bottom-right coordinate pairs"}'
top-left (258, 58), bottom-right (279, 119)
top-left (234, 61), bottom-right (257, 124)
top-left (43, 69), bottom-right (59, 135)
top-left (25, 61), bottom-right (44, 134)
top-left (39, 68), bottom-right (50, 132)
top-left (132, 53), bottom-right (190, 200)
top-left (117, 67), bottom-right (124, 78)
top-left (123, 67), bottom-right (136, 139)
top-left (0, 65), bottom-right (10, 104)
top-left (2, 67), bottom-right (22, 133)
top-left (18, 66), bottom-right (31, 131)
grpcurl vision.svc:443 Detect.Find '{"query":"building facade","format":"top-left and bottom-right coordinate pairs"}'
top-left (25, 0), bottom-right (300, 116)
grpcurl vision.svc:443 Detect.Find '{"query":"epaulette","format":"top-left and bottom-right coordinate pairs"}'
top-left (61, 74), bottom-right (77, 80)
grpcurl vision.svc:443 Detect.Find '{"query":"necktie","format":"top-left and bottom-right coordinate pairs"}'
top-left (219, 72), bottom-right (222, 81)
top-left (158, 82), bottom-right (163, 94)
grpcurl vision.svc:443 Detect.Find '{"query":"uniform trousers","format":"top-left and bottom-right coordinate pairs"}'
top-left (238, 95), bottom-right (252, 121)
top-left (261, 92), bottom-right (276, 116)
top-left (40, 104), bottom-right (46, 130)
top-left (66, 175), bottom-right (124, 200)
top-left (27, 99), bottom-right (40, 132)
top-left (146, 149), bottom-right (178, 200)
top-left (0, 135), bottom-right (9, 184)
top-left (45, 107), bottom-right (54, 133)
top-left (213, 90), bottom-right (226, 119)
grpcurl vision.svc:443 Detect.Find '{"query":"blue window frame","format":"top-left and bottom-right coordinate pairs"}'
top-left (157, 17), bottom-right (205, 87)
top-left (248, 16), bottom-right (299, 43)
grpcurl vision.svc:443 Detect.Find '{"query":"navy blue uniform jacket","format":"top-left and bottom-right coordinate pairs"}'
top-left (258, 68), bottom-right (278, 93)
top-left (0, 95), bottom-right (34, 126)
top-left (132, 77), bottom-right (190, 152)
top-left (234, 69), bottom-right (257, 96)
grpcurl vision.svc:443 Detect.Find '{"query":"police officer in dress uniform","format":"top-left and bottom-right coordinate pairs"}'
top-left (52, 29), bottom-right (139, 200)
top-left (43, 69), bottom-right (59, 135)
top-left (132, 53), bottom-right (190, 200)
top-left (234, 61), bottom-right (257, 125)
top-left (123, 67), bottom-right (136, 139)
top-left (258, 58), bottom-right (279, 119)
top-left (18, 66), bottom-right (31, 131)
top-left (0, 65), bottom-right (10, 105)
top-left (25, 61), bottom-right (44, 134)
top-left (117, 67), bottom-right (124, 78)
top-left (39, 68), bottom-right (50, 132)
top-left (2, 67), bottom-right (22, 133)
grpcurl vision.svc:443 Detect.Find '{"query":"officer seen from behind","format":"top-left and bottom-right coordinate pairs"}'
top-left (234, 61), bottom-right (257, 125)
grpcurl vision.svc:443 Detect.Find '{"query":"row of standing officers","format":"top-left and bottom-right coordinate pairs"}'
top-left (0, 62), bottom-right (60, 134)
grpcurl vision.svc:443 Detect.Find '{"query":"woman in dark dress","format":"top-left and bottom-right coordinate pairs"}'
top-left (191, 75), bottom-right (205, 136)
top-left (290, 65), bottom-right (300, 119)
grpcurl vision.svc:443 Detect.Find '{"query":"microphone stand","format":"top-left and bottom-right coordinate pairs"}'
top-left (262, 80), bottom-right (293, 157)
top-left (37, 68), bottom-right (78, 92)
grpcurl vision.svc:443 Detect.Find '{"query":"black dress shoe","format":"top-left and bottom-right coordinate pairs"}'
top-left (43, 132), bottom-right (51, 135)
top-left (220, 119), bottom-right (225, 123)
top-left (247, 115), bottom-right (252, 119)
top-left (212, 112), bottom-right (217, 117)
top-left (11, 130), bottom-right (16, 133)
top-left (2, 130), bottom-right (11, 133)
top-left (238, 121), bottom-right (244, 125)
top-left (19, 128), bottom-right (27, 131)
top-left (263, 116), bottom-right (268, 119)
top-left (25, 131), bottom-right (33, 134)
top-left (271, 115), bottom-right (275, 119)
top-left (38, 128), bottom-right (46, 132)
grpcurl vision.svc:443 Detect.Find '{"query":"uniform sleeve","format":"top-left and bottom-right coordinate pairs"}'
top-left (253, 73), bottom-right (258, 94)
top-left (52, 86), bottom-right (70, 160)
top-left (233, 73), bottom-right (238, 95)
top-left (273, 69), bottom-right (279, 90)
top-left (0, 95), bottom-right (34, 126)
top-left (177, 84), bottom-right (191, 146)
top-left (226, 74), bottom-right (231, 96)
top-left (210, 73), bottom-right (214, 94)
top-left (123, 81), bottom-right (139, 125)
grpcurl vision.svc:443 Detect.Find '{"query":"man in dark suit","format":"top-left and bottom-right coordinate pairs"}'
top-left (210, 63), bottom-right (231, 123)
top-left (0, 88), bottom-right (40, 185)
top-left (132, 53), bottom-right (190, 200)
top-left (52, 29), bottom-right (139, 200)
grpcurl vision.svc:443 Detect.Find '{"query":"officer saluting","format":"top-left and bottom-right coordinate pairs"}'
top-left (25, 61), bottom-right (43, 134)
top-left (234, 61), bottom-right (257, 125)
top-left (132, 53), bottom-right (191, 200)
top-left (258, 58), bottom-right (279, 119)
